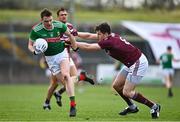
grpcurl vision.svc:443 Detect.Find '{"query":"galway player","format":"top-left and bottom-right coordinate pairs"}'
top-left (76, 22), bottom-right (161, 119)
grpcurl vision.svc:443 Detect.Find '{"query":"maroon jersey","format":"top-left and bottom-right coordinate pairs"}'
top-left (98, 33), bottom-right (141, 67)
top-left (60, 22), bottom-right (78, 41)
top-left (60, 22), bottom-right (78, 53)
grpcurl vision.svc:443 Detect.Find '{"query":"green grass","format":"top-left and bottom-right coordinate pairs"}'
top-left (75, 9), bottom-right (180, 24)
top-left (0, 84), bottom-right (180, 121)
top-left (0, 9), bottom-right (180, 24)
top-left (1, 9), bottom-right (179, 38)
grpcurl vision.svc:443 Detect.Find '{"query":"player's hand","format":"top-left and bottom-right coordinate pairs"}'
top-left (70, 29), bottom-right (78, 36)
top-left (64, 41), bottom-right (71, 48)
top-left (33, 48), bottom-right (42, 55)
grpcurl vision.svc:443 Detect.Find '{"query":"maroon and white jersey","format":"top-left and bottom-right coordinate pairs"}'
top-left (60, 22), bottom-right (78, 41)
top-left (98, 33), bottom-right (141, 67)
top-left (60, 22), bottom-right (78, 59)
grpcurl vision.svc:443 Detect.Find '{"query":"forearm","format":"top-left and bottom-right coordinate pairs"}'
top-left (156, 59), bottom-right (160, 64)
top-left (76, 42), bottom-right (99, 51)
top-left (28, 40), bottom-right (35, 53)
top-left (69, 35), bottom-right (78, 50)
top-left (65, 29), bottom-right (78, 50)
top-left (78, 32), bottom-right (98, 40)
top-left (77, 42), bottom-right (88, 50)
top-left (173, 59), bottom-right (180, 62)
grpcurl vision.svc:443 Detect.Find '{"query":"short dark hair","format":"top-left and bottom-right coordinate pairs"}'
top-left (57, 7), bottom-right (68, 16)
top-left (40, 8), bottom-right (52, 19)
top-left (95, 22), bottom-right (111, 34)
top-left (167, 45), bottom-right (172, 50)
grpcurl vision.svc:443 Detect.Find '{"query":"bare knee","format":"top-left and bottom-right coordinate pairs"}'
top-left (112, 82), bottom-right (117, 90)
top-left (112, 76), bottom-right (126, 92)
top-left (123, 88), bottom-right (136, 98)
top-left (123, 88), bottom-right (131, 98)
top-left (61, 72), bottom-right (70, 81)
top-left (112, 82), bottom-right (123, 92)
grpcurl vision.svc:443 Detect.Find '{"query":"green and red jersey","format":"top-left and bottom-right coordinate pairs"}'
top-left (29, 20), bottom-right (67, 56)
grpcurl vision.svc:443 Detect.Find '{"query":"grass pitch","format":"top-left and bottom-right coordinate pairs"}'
top-left (0, 84), bottom-right (180, 121)
top-left (1, 9), bottom-right (180, 24)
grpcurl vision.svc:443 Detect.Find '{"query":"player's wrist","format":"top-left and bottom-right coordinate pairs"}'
top-left (33, 50), bottom-right (37, 55)
top-left (72, 47), bottom-right (79, 52)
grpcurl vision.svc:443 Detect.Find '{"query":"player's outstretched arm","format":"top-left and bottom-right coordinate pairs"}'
top-left (76, 42), bottom-right (101, 51)
top-left (156, 59), bottom-right (161, 65)
top-left (173, 58), bottom-right (180, 62)
top-left (77, 32), bottom-right (98, 40)
top-left (65, 29), bottom-right (78, 50)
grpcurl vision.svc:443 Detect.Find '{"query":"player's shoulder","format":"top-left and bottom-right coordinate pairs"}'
top-left (66, 22), bottom-right (73, 27)
top-left (110, 33), bottom-right (120, 39)
top-left (53, 20), bottom-right (66, 28)
top-left (170, 53), bottom-right (174, 57)
top-left (32, 22), bottom-right (43, 32)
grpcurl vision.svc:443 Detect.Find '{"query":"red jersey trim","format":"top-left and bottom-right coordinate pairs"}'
top-left (46, 37), bottom-right (61, 42)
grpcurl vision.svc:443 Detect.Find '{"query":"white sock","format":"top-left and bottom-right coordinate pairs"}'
top-left (129, 104), bottom-right (137, 109)
top-left (151, 104), bottom-right (157, 109)
top-left (55, 91), bottom-right (61, 96)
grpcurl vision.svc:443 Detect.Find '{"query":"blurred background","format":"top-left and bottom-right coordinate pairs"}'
top-left (0, 0), bottom-right (180, 85)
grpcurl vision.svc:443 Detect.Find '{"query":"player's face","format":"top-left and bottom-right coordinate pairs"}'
top-left (42, 16), bottom-right (53, 30)
top-left (167, 49), bottom-right (172, 53)
top-left (58, 11), bottom-right (68, 23)
top-left (96, 31), bottom-right (106, 42)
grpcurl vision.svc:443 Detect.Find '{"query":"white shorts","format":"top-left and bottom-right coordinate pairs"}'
top-left (64, 48), bottom-right (75, 67)
top-left (45, 68), bottom-right (51, 77)
top-left (162, 68), bottom-right (174, 77)
top-left (122, 54), bottom-right (149, 84)
top-left (45, 49), bottom-right (68, 75)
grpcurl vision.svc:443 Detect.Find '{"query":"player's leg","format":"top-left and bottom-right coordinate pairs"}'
top-left (123, 54), bottom-right (160, 119)
top-left (54, 61), bottom-right (78, 107)
top-left (163, 69), bottom-right (173, 97)
top-left (54, 57), bottom-right (94, 100)
top-left (59, 59), bottom-right (76, 117)
top-left (79, 70), bottom-right (95, 85)
top-left (69, 59), bottom-right (78, 83)
top-left (53, 86), bottom-right (64, 107)
top-left (165, 74), bottom-right (172, 96)
top-left (52, 72), bottom-right (63, 107)
top-left (112, 68), bottom-right (138, 115)
top-left (70, 58), bottom-right (95, 85)
top-left (123, 77), bottom-right (160, 119)
top-left (167, 69), bottom-right (174, 97)
top-left (111, 71), bottom-right (119, 94)
top-left (43, 74), bottom-right (58, 110)
top-left (45, 51), bottom-right (76, 117)
top-left (55, 63), bottom-right (76, 117)
top-left (168, 74), bottom-right (173, 97)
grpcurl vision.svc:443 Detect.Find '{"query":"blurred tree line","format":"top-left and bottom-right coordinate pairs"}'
top-left (143, 0), bottom-right (180, 10)
top-left (81, 0), bottom-right (180, 10)
top-left (0, 0), bottom-right (67, 9)
top-left (0, 0), bottom-right (180, 10)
